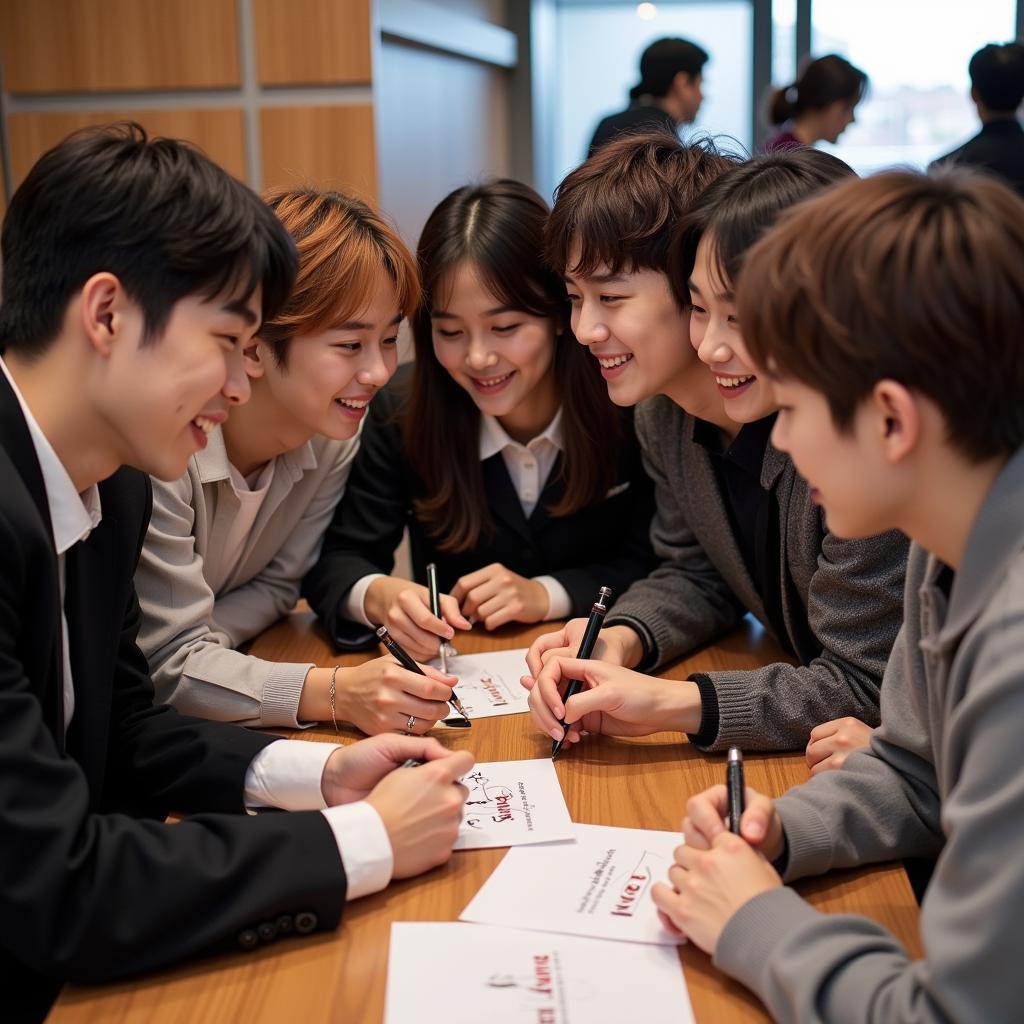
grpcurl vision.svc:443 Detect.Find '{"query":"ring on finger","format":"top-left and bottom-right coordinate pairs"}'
top-left (406, 714), bottom-right (417, 732)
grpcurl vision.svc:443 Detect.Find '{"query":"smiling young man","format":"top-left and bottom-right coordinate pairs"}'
top-left (654, 168), bottom-right (1024, 1024)
top-left (0, 124), bottom-right (471, 1021)
top-left (526, 136), bottom-right (907, 761)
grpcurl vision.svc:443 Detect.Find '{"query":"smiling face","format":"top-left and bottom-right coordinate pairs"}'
top-left (689, 234), bottom-right (778, 425)
top-left (430, 261), bottom-right (559, 440)
top-left (101, 284), bottom-right (259, 481)
top-left (254, 275), bottom-right (401, 441)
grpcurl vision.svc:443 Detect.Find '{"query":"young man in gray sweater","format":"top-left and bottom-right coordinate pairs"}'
top-left (653, 169), bottom-right (1024, 1022)
top-left (526, 133), bottom-right (907, 762)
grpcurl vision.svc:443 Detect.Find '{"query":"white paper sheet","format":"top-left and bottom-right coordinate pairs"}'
top-left (455, 759), bottom-right (574, 850)
top-left (460, 823), bottom-right (684, 944)
top-left (385, 923), bottom-right (694, 1024)
top-left (437, 648), bottom-right (532, 721)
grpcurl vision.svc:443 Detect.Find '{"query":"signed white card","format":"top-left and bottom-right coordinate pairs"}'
top-left (460, 823), bottom-right (684, 944)
top-left (437, 648), bottom-right (532, 721)
top-left (455, 759), bottom-right (574, 850)
top-left (384, 923), bottom-right (694, 1024)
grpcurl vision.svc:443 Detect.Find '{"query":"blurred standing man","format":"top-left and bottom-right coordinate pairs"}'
top-left (932, 42), bottom-right (1024, 196)
top-left (587, 37), bottom-right (708, 158)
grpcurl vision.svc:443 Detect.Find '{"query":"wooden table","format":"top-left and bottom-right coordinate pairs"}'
top-left (51, 612), bottom-right (921, 1023)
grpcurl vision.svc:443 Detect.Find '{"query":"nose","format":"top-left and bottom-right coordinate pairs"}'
top-left (694, 322), bottom-right (732, 367)
top-left (573, 298), bottom-right (610, 346)
top-left (466, 333), bottom-right (497, 371)
top-left (223, 342), bottom-right (251, 405)
top-left (356, 344), bottom-right (393, 388)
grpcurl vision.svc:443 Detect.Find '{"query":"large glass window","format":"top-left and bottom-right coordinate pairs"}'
top-left (811, 0), bottom-right (1018, 172)
top-left (552, 2), bottom-right (752, 187)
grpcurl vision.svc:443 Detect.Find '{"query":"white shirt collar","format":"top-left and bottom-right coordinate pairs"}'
top-left (478, 407), bottom-right (564, 462)
top-left (0, 356), bottom-right (102, 553)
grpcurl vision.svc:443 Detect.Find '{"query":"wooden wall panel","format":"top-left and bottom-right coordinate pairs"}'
top-left (260, 105), bottom-right (377, 198)
top-left (253, 0), bottom-right (371, 86)
top-left (0, 0), bottom-right (240, 94)
top-left (7, 110), bottom-right (247, 189)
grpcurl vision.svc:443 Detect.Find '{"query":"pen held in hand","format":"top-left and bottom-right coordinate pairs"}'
top-left (726, 747), bottom-right (745, 835)
top-left (551, 586), bottom-right (613, 759)
top-left (424, 562), bottom-right (454, 674)
top-left (375, 624), bottom-right (471, 728)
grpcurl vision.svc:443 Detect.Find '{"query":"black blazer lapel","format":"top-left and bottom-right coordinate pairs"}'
top-left (0, 370), bottom-right (67, 743)
top-left (481, 453), bottom-right (534, 545)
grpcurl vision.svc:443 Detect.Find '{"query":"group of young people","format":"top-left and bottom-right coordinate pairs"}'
top-left (1, 116), bottom-right (1021, 1024)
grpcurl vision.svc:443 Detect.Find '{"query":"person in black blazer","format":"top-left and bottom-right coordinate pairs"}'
top-left (0, 124), bottom-right (470, 1023)
top-left (303, 181), bottom-right (655, 662)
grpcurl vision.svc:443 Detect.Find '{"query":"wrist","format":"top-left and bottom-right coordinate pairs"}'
top-left (604, 625), bottom-right (644, 668)
top-left (298, 666), bottom-right (347, 725)
top-left (656, 679), bottom-right (702, 734)
top-left (364, 577), bottom-right (392, 624)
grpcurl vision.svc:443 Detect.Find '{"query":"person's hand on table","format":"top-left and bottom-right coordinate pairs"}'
top-left (320, 734), bottom-right (456, 804)
top-left (805, 716), bottom-right (875, 775)
top-left (652, 782), bottom-right (785, 951)
top-left (525, 656), bottom-right (701, 744)
top-left (451, 563), bottom-right (548, 630)
top-left (521, 621), bottom-right (643, 689)
top-left (365, 576), bottom-right (471, 662)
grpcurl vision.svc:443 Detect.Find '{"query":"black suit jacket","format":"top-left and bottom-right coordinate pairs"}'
top-left (302, 368), bottom-right (656, 650)
top-left (932, 118), bottom-right (1024, 197)
top-left (0, 372), bottom-right (345, 1022)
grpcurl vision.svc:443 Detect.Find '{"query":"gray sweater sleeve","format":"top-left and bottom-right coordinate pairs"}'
top-left (713, 579), bottom-right (1024, 1023)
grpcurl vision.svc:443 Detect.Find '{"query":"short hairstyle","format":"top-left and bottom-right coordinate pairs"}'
top-left (258, 187), bottom-right (419, 367)
top-left (769, 54), bottom-right (869, 126)
top-left (969, 42), bottom-right (1024, 112)
top-left (406, 179), bottom-right (626, 552)
top-left (630, 37), bottom-right (709, 100)
top-left (669, 148), bottom-right (855, 305)
top-left (739, 169), bottom-right (1024, 461)
top-left (0, 122), bottom-right (296, 360)
top-left (545, 131), bottom-right (737, 283)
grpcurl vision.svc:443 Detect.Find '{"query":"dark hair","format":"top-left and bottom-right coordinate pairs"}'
top-left (545, 130), bottom-right (737, 281)
top-left (669, 148), bottom-right (855, 305)
top-left (0, 122), bottom-right (296, 360)
top-left (969, 42), bottom-right (1024, 112)
top-left (769, 54), bottom-right (868, 125)
top-left (405, 180), bottom-right (624, 553)
top-left (739, 169), bottom-right (1024, 461)
top-left (630, 36), bottom-right (709, 100)
top-left (259, 187), bottom-right (419, 367)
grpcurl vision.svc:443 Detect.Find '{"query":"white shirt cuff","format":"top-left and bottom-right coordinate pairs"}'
top-left (345, 573), bottom-right (388, 628)
top-left (533, 575), bottom-right (571, 619)
top-left (321, 800), bottom-right (395, 900)
top-left (244, 738), bottom-right (339, 811)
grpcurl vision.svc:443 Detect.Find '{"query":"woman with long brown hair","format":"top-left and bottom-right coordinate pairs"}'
top-left (303, 180), bottom-right (654, 661)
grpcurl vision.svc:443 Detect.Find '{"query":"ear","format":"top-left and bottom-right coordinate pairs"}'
top-left (243, 338), bottom-right (267, 379)
top-left (79, 272), bottom-right (127, 356)
top-left (871, 379), bottom-right (919, 464)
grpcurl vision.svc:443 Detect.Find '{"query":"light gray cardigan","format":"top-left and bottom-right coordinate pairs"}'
top-left (716, 444), bottom-right (1024, 1024)
top-left (136, 426), bottom-right (358, 727)
top-left (606, 395), bottom-right (907, 751)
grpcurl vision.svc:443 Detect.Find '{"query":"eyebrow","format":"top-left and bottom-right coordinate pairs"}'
top-left (687, 278), bottom-right (734, 303)
top-left (335, 314), bottom-right (404, 330)
top-left (222, 298), bottom-right (259, 326)
top-left (431, 305), bottom-right (520, 319)
top-left (563, 272), bottom-right (628, 286)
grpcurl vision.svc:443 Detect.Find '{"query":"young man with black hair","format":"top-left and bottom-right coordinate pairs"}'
top-left (933, 41), bottom-right (1024, 196)
top-left (0, 123), bottom-right (471, 1022)
top-left (654, 169), bottom-right (1024, 1023)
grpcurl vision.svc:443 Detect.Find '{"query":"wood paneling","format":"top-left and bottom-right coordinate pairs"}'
top-left (253, 0), bottom-right (371, 86)
top-left (0, 0), bottom-right (240, 94)
top-left (6, 110), bottom-right (247, 189)
top-left (260, 105), bottom-right (376, 198)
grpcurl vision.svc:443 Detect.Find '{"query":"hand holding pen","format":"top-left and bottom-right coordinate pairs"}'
top-left (363, 575), bottom-right (471, 663)
top-left (376, 624), bottom-right (472, 728)
top-left (551, 586), bottom-right (613, 759)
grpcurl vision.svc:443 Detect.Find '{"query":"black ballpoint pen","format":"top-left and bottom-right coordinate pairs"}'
top-left (551, 586), bottom-right (613, 759)
top-left (375, 624), bottom-right (471, 727)
top-left (727, 747), bottom-right (745, 835)
top-left (425, 562), bottom-right (452, 675)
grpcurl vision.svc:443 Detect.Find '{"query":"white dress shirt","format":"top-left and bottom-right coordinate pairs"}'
top-left (0, 357), bottom-right (393, 901)
top-left (346, 407), bottom-right (572, 624)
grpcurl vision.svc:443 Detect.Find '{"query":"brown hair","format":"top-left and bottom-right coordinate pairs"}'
top-left (405, 179), bottom-right (624, 553)
top-left (739, 169), bottom-right (1024, 461)
top-left (769, 54), bottom-right (868, 126)
top-left (545, 130), bottom-right (737, 281)
top-left (259, 186), bottom-right (419, 366)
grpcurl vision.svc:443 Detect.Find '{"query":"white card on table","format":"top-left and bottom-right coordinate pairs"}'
top-left (460, 823), bottom-right (684, 944)
top-left (436, 648), bottom-right (531, 721)
top-left (455, 759), bottom-right (574, 850)
top-left (384, 923), bottom-right (694, 1024)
